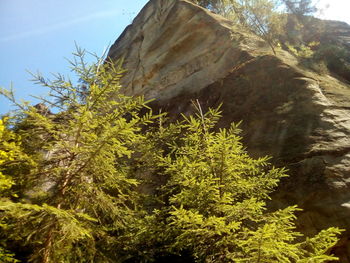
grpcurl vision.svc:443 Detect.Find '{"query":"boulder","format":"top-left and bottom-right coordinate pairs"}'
top-left (108, 0), bottom-right (350, 260)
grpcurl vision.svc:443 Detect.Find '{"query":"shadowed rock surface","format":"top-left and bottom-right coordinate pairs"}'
top-left (108, 0), bottom-right (350, 260)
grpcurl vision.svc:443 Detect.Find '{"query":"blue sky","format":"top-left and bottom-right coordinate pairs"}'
top-left (0, 0), bottom-right (148, 114)
top-left (0, 0), bottom-right (349, 115)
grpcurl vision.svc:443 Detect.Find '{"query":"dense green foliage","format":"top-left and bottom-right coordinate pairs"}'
top-left (125, 103), bottom-right (341, 262)
top-left (303, 43), bottom-right (350, 81)
top-left (0, 118), bottom-right (22, 263)
top-left (0, 49), bottom-right (342, 262)
top-left (0, 49), bottom-right (156, 263)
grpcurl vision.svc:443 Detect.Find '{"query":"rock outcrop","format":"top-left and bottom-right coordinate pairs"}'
top-left (108, 0), bottom-right (350, 260)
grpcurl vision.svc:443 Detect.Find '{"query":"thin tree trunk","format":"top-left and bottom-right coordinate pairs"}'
top-left (42, 228), bottom-right (54, 263)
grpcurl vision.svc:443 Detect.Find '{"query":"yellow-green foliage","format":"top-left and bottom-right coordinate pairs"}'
top-left (126, 104), bottom-right (341, 262)
top-left (0, 48), bottom-right (155, 263)
top-left (0, 247), bottom-right (18, 263)
top-left (286, 41), bottom-right (317, 58)
top-left (0, 49), bottom-right (342, 262)
top-left (0, 118), bottom-right (17, 192)
top-left (0, 119), bottom-right (23, 262)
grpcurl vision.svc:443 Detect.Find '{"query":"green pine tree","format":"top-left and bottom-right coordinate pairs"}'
top-left (127, 102), bottom-right (341, 262)
top-left (0, 118), bottom-right (23, 262)
top-left (0, 47), bottom-right (155, 263)
top-left (0, 48), bottom-right (342, 262)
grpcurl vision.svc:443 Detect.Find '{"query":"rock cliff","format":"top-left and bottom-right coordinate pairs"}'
top-left (107, 0), bottom-right (350, 260)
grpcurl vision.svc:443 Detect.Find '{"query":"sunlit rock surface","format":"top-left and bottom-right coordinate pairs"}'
top-left (108, 0), bottom-right (350, 260)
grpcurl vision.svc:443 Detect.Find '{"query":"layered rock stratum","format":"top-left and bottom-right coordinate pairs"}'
top-left (107, 0), bottom-right (350, 260)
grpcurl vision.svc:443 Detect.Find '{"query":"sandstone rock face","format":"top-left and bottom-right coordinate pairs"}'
top-left (108, 0), bottom-right (350, 260)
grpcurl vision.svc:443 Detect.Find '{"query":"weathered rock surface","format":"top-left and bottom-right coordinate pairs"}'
top-left (108, 0), bottom-right (350, 260)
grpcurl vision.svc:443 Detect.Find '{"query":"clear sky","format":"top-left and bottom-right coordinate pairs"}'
top-left (0, 0), bottom-right (349, 115)
top-left (317, 0), bottom-right (350, 24)
top-left (0, 0), bottom-right (148, 114)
